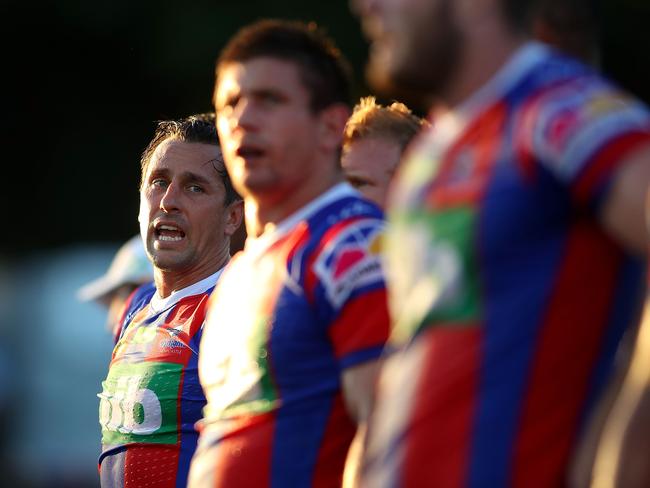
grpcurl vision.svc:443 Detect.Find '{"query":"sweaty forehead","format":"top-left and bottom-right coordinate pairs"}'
top-left (216, 58), bottom-right (306, 100)
top-left (343, 136), bottom-right (403, 174)
top-left (148, 139), bottom-right (222, 176)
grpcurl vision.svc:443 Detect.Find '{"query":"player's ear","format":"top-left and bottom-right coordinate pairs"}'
top-left (318, 103), bottom-right (351, 152)
top-left (223, 199), bottom-right (244, 237)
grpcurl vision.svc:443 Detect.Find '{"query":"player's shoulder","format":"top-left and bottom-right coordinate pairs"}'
top-left (514, 53), bottom-right (650, 164)
top-left (312, 195), bottom-right (385, 260)
top-left (309, 196), bottom-right (385, 299)
top-left (524, 51), bottom-right (648, 118)
top-left (308, 192), bottom-right (385, 238)
top-left (286, 188), bottom-right (386, 272)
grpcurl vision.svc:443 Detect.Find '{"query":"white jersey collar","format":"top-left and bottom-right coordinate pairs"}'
top-left (149, 267), bottom-right (225, 313)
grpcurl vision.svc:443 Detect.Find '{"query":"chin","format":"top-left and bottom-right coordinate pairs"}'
top-left (241, 177), bottom-right (278, 198)
top-left (150, 251), bottom-right (185, 272)
top-left (150, 254), bottom-right (169, 270)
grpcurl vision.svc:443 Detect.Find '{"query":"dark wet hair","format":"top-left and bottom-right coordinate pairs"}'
top-left (139, 113), bottom-right (240, 205)
top-left (215, 19), bottom-right (353, 112)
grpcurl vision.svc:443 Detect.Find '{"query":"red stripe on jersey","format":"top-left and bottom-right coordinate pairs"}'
top-left (511, 222), bottom-right (621, 487)
top-left (514, 98), bottom-right (541, 184)
top-left (329, 288), bottom-right (390, 360)
top-left (175, 295), bottom-right (210, 335)
top-left (311, 392), bottom-right (356, 488)
top-left (279, 221), bottom-right (310, 266)
top-left (573, 131), bottom-right (650, 206)
top-left (430, 102), bottom-right (507, 208)
top-left (207, 412), bottom-right (275, 487)
top-left (400, 326), bottom-right (482, 488)
top-left (168, 294), bottom-right (210, 443)
top-left (123, 444), bottom-right (180, 487)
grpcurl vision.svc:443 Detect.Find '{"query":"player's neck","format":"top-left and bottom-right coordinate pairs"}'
top-left (245, 169), bottom-right (343, 238)
top-left (436, 25), bottom-right (527, 112)
top-left (154, 245), bottom-right (230, 298)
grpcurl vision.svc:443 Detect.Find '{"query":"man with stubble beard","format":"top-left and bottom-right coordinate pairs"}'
top-left (97, 113), bottom-right (242, 488)
top-left (352, 0), bottom-right (650, 485)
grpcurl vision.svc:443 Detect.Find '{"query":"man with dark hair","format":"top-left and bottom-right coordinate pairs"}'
top-left (188, 20), bottom-right (390, 487)
top-left (342, 96), bottom-right (427, 207)
top-left (98, 113), bottom-right (243, 487)
top-left (352, 0), bottom-right (650, 485)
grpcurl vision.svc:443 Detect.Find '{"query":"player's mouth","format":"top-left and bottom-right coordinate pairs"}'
top-left (236, 144), bottom-right (266, 163)
top-left (154, 222), bottom-right (186, 243)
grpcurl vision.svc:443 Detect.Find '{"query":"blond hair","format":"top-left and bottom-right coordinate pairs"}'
top-left (343, 96), bottom-right (427, 153)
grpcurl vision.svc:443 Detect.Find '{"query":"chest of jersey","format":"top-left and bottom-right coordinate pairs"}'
top-left (99, 296), bottom-right (207, 446)
top-left (200, 227), bottom-right (322, 419)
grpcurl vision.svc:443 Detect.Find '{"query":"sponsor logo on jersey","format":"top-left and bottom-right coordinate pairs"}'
top-left (99, 361), bottom-right (182, 445)
top-left (314, 219), bottom-right (385, 308)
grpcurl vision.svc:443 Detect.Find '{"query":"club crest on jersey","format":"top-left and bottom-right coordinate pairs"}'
top-left (314, 219), bottom-right (384, 308)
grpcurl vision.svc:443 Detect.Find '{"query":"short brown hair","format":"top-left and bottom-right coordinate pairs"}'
top-left (215, 19), bottom-right (353, 112)
top-left (343, 97), bottom-right (427, 154)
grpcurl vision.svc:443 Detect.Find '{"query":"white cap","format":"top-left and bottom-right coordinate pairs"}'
top-left (77, 235), bottom-right (153, 303)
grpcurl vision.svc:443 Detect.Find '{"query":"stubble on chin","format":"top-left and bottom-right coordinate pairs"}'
top-left (366, 58), bottom-right (431, 113)
top-left (365, 2), bottom-right (460, 112)
top-left (149, 251), bottom-right (167, 271)
top-left (147, 244), bottom-right (180, 272)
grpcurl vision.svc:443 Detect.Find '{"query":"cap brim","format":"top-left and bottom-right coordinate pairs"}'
top-left (76, 275), bottom-right (120, 303)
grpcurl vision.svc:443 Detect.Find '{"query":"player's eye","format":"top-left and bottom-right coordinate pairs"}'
top-left (260, 92), bottom-right (283, 105)
top-left (151, 178), bottom-right (168, 189)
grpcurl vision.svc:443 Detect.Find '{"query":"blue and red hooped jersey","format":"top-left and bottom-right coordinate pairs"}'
top-left (190, 183), bottom-right (390, 487)
top-left (363, 42), bottom-right (650, 487)
top-left (98, 270), bottom-right (222, 488)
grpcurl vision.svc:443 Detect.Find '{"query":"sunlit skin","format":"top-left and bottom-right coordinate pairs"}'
top-left (138, 138), bottom-right (242, 297)
top-left (214, 57), bottom-right (349, 235)
top-left (342, 137), bottom-right (402, 208)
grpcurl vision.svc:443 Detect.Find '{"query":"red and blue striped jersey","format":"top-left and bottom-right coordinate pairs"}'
top-left (190, 183), bottom-right (390, 487)
top-left (98, 270), bottom-right (222, 488)
top-left (363, 42), bottom-right (650, 487)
